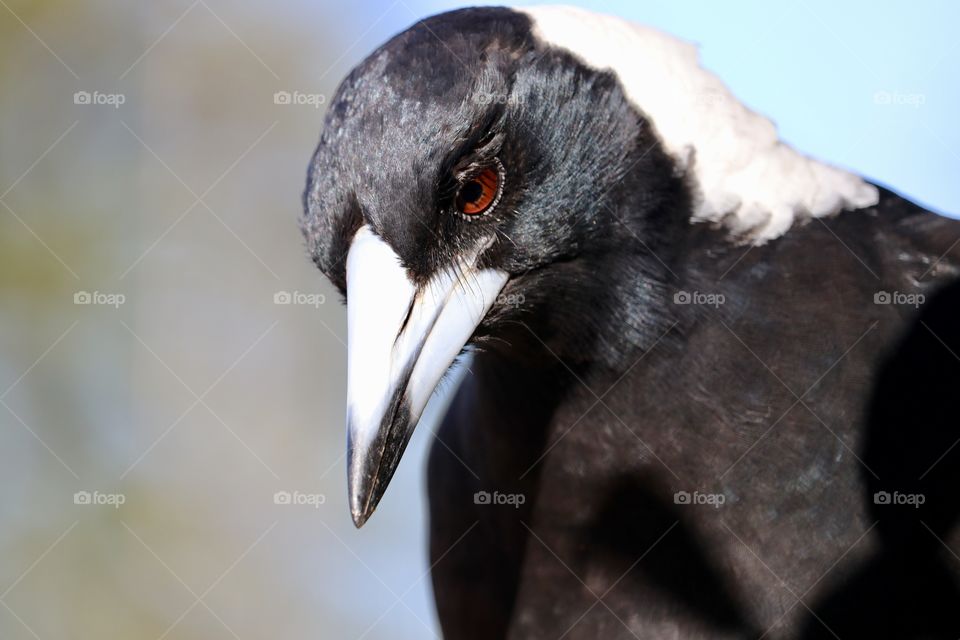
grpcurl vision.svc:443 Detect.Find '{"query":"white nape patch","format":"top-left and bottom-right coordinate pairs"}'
top-left (518, 5), bottom-right (879, 244)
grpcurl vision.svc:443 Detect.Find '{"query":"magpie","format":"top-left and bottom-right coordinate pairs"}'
top-left (301, 6), bottom-right (960, 638)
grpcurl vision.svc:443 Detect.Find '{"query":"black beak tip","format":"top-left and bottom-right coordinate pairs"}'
top-left (349, 476), bottom-right (395, 528)
top-left (347, 451), bottom-right (379, 528)
top-left (350, 503), bottom-right (372, 528)
top-left (347, 439), bottom-right (394, 529)
top-left (348, 478), bottom-right (379, 528)
top-left (346, 400), bottom-right (414, 528)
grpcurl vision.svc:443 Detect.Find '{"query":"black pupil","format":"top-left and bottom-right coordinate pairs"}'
top-left (459, 180), bottom-right (483, 204)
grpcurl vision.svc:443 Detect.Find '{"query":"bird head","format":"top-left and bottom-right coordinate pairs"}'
top-left (301, 7), bottom-right (689, 527)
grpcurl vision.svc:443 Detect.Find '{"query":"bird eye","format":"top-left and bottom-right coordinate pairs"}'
top-left (454, 160), bottom-right (503, 218)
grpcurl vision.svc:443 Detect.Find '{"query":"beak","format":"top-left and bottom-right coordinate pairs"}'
top-left (345, 225), bottom-right (508, 527)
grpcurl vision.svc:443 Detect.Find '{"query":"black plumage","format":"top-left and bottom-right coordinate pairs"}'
top-left (301, 7), bottom-right (960, 639)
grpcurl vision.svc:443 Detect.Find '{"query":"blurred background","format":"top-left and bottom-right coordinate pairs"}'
top-left (1, 0), bottom-right (957, 637)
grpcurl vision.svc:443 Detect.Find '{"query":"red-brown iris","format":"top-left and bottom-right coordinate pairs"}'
top-left (455, 165), bottom-right (501, 216)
